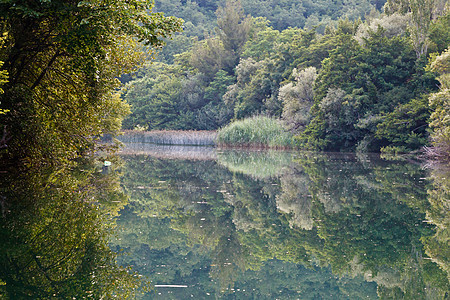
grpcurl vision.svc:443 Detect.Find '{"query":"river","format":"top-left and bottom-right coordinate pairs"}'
top-left (110, 144), bottom-right (449, 299)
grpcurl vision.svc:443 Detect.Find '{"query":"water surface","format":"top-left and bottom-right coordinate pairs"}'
top-left (112, 145), bottom-right (449, 299)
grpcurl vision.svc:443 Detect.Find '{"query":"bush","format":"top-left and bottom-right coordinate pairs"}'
top-left (216, 116), bottom-right (294, 148)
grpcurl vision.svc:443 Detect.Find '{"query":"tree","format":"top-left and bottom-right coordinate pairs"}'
top-left (223, 57), bottom-right (277, 119)
top-left (189, 37), bottom-right (230, 81)
top-left (375, 95), bottom-right (430, 153)
top-left (384, 0), bottom-right (449, 58)
top-left (216, 0), bottom-right (252, 72)
top-left (427, 48), bottom-right (450, 160)
top-left (280, 67), bottom-right (317, 133)
top-left (0, 0), bottom-right (182, 166)
top-left (0, 1), bottom-right (182, 296)
top-left (299, 24), bottom-right (436, 151)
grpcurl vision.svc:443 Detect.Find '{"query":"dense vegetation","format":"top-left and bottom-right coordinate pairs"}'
top-left (216, 115), bottom-right (293, 148)
top-left (0, 0), bottom-right (181, 297)
top-left (123, 0), bottom-right (450, 154)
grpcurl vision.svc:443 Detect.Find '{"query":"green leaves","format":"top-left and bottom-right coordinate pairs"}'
top-left (427, 48), bottom-right (450, 159)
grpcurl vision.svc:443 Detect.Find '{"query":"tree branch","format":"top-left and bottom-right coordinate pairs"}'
top-left (30, 51), bottom-right (60, 90)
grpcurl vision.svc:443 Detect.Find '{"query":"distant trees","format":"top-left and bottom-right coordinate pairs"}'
top-left (216, 0), bottom-right (252, 70)
top-left (298, 23), bottom-right (437, 151)
top-left (122, 0), bottom-right (450, 154)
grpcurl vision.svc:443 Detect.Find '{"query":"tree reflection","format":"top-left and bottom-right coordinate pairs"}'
top-left (423, 164), bottom-right (450, 284)
top-left (0, 158), bottom-right (147, 298)
top-left (115, 151), bottom-right (449, 298)
top-left (292, 153), bottom-right (449, 298)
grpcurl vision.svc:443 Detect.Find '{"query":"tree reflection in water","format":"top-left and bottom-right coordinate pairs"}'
top-left (114, 149), bottom-right (449, 298)
top-left (0, 158), bottom-right (149, 298)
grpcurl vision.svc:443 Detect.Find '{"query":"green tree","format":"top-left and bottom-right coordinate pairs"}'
top-left (280, 67), bottom-right (317, 133)
top-left (427, 48), bottom-right (450, 159)
top-left (0, 0), bottom-right (182, 166)
top-left (0, 1), bottom-right (181, 296)
top-left (375, 95), bottom-right (430, 153)
top-left (189, 37), bottom-right (229, 81)
top-left (216, 0), bottom-right (252, 71)
top-left (223, 57), bottom-right (279, 119)
top-left (384, 0), bottom-right (449, 58)
top-left (300, 25), bottom-right (435, 151)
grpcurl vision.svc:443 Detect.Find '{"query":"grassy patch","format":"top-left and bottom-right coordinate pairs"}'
top-left (216, 116), bottom-right (294, 148)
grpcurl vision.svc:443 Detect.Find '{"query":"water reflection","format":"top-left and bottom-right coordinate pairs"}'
top-left (0, 158), bottom-right (148, 298)
top-left (114, 146), bottom-right (449, 299)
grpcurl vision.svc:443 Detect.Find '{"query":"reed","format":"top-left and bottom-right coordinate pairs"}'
top-left (119, 130), bottom-right (217, 146)
top-left (216, 116), bottom-right (294, 148)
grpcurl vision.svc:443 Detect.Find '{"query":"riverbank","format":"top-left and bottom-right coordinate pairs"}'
top-left (119, 117), bottom-right (296, 149)
top-left (119, 130), bottom-right (217, 146)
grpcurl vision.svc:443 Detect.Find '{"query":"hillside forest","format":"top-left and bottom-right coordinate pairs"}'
top-left (123, 0), bottom-right (450, 154)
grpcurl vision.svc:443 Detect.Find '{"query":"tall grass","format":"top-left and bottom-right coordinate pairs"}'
top-left (216, 116), bottom-right (294, 148)
top-left (119, 130), bottom-right (217, 146)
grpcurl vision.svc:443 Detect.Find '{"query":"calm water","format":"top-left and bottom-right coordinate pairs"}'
top-left (111, 145), bottom-right (449, 299)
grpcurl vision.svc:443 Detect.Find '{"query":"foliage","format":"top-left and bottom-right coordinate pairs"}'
top-left (428, 12), bottom-right (450, 54)
top-left (0, 0), bottom-right (182, 166)
top-left (122, 64), bottom-right (235, 130)
top-left (0, 0), bottom-right (182, 297)
top-left (216, 115), bottom-right (293, 148)
top-left (280, 67), bottom-right (317, 133)
top-left (223, 57), bottom-right (279, 118)
top-left (216, 0), bottom-right (252, 72)
top-left (375, 95), bottom-right (430, 153)
top-left (427, 47), bottom-right (450, 160)
top-left (384, 0), bottom-right (448, 57)
top-left (121, 0), bottom-right (446, 154)
top-left (298, 25), bottom-right (437, 151)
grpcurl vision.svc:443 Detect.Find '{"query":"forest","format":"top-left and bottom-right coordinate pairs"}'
top-left (122, 0), bottom-right (450, 154)
top-left (0, 0), bottom-right (449, 298)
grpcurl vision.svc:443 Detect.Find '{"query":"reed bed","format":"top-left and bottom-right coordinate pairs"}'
top-left (216, 116), bottom-right (294, 148)
top-left (119, 130), bottom-right (217, 146)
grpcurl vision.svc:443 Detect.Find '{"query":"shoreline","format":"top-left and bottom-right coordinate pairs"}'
top-left (119, 130), bottom-right (217, 146)
top-left (119, 130), bottom-right (297, 149)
